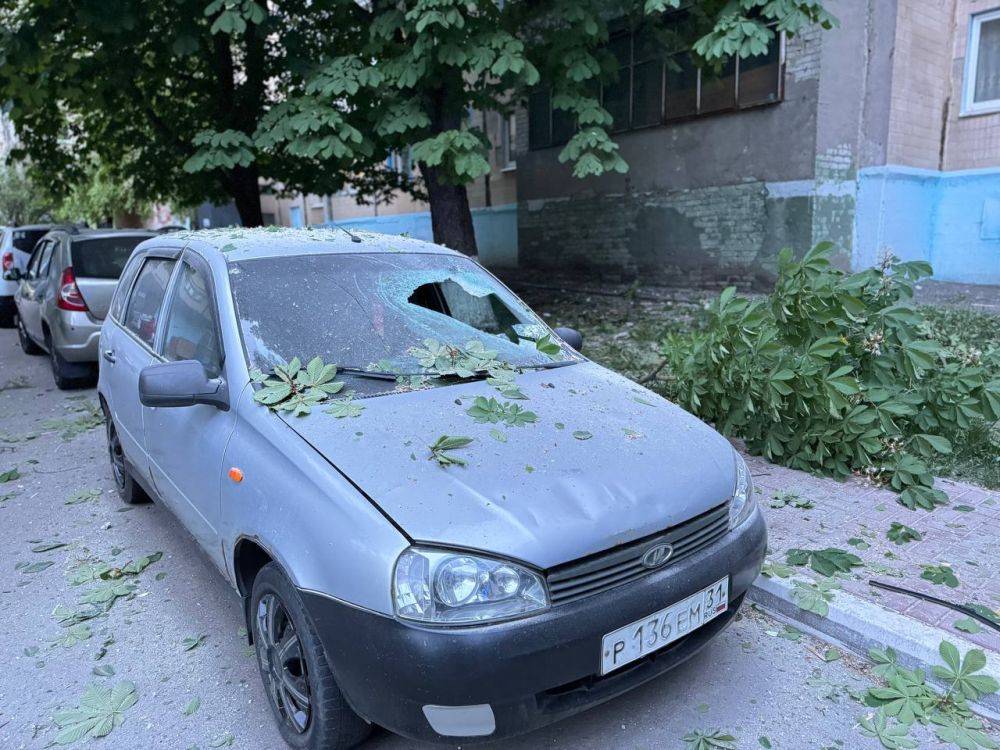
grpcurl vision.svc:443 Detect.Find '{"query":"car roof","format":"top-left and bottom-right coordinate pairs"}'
top-left (145, 226), bottom-right (463, 262)
top-left (44, 228), bottom-right (157, 242)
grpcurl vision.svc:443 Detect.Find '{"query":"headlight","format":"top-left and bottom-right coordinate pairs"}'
top-left (393, 546), bottom-right (548, 624)
top-left (729, 452), bottom-right (754, 529)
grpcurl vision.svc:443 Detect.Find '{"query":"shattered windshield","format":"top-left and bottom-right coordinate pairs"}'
top-left (228, 252), bottom-right (573, 393)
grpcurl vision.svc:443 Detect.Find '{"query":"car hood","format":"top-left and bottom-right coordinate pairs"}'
top-left (281, 362), bottom-right (736, 570)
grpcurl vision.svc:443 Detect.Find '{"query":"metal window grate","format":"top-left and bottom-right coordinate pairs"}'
top-left (546, 502), bottom-right (730, 605)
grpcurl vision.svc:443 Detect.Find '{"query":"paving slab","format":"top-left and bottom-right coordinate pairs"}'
top-left (744, 450), bottom-right (1000, 656)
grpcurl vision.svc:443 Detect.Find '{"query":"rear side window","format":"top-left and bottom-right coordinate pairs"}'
top-left (161, 261), bottom-right (223, 376)
top-left (124, 258), bottom-right (175, 348)
top-left (12, 229), bottom-right (46, 253)
top-left (110, 255), bottom-right (144, 321)
top-left (71, 237), bottom-right (146, 279)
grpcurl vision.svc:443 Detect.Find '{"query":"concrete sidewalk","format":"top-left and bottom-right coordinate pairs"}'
top-left (742, 449), bottom-right (1000, 715)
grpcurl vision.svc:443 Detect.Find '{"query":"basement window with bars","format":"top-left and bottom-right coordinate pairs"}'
top-left (963, 8), bottom-right (1000, 115)
top-left (528, 21), bottom-right (784, 150)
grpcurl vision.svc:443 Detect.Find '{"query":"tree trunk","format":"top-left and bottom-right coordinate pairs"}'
top-left (229, 164), bottom-right (264, 227)
top-left (421, 84), bottom-right (479, 256)
top-left (422, 164), bottom-right (478, 255)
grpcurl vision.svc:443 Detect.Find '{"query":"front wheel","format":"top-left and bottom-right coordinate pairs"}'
top-left (251, 563), bottom-right (370, 750)
top-left (105, 415), bottom-right (149, 505)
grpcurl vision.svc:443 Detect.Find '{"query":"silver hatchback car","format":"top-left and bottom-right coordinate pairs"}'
top-left (98, 228), bottom-right (765, 749)
top-left (12, 227), bottom-right (155, 388)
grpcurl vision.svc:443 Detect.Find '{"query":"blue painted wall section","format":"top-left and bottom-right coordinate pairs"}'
top-left (318, 204), bottom-right (518, 267)
top-left (854, 166), bottom-right (1000, 285)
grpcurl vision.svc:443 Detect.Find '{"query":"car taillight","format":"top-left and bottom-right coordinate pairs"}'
top-left (57, 267), bottom-right (89, 312)
top-left (1, 252), bottom-right (12, 272)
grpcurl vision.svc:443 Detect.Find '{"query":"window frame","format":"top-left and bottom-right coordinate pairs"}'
top-left (527, 24), bottom-right (785, 151)
top-left (117, 249), bottom-right (183, 356)
top-left (962, 8), bottom-right (1000, 116)
top-left (157, 251), bottom-right (226, 374)
top-left (500, 112), bottom-right (517, 170)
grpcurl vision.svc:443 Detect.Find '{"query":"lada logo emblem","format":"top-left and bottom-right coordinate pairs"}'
top-left (641, 543), bottom-right (674, 569)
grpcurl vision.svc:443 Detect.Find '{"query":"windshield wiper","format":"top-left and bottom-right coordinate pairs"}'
top-left (522, 359), bottom-right (579, 371)
top-left (336, 366), bottom-right (407, 381)
top-left (337, 359), bottom-right (578, 382)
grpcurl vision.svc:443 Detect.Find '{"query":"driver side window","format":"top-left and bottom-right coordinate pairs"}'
top-left (160, 260), bottom-right (223, 377)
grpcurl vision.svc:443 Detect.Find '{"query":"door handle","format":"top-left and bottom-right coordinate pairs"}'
top-left (102, 349), bottom-right (116, 364)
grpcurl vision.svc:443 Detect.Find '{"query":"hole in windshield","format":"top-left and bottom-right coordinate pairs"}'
top-left (407, 280), bottom-right (522, 340)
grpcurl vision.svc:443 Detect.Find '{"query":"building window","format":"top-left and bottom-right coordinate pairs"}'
top-left (963, 8), bottom-right (1000, 115)
top-left (500, 113), bottom-right (517, 170)
top-left (528, 22), bottom-right (783, 150)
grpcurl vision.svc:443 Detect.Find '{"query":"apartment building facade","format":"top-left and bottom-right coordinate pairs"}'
top-left (516, 0), bottom-right (1000, 286)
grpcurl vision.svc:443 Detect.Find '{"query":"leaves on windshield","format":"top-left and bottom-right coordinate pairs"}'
top-left (429, 435), bottom-right (474, 467)
top-left (408, 339), bottom-right (500, 378)
top-left (535, 334), bottom-right (561, 356)
top-left (465, 396), bottom-right (538, 427)
top-left (251, 356), bottom-right (345, 416)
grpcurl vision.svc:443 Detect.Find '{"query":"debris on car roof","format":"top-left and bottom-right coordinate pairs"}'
top-left (166, 226), bottom-right (461, 261)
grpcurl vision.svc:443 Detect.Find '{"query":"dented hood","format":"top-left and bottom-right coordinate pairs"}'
top-left (282, 362), bottom-right (736, 569)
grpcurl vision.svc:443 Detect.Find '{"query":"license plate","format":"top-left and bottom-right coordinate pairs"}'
top-left (600, 577), bottom-right (729, 675)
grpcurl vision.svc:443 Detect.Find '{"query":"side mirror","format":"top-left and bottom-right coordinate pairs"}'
top-left (139, 360), bottom-right (229, 411)
top-left (554, 327), bottom-right (583, 351)
top-left (3, 268), bottom-right (21, 281)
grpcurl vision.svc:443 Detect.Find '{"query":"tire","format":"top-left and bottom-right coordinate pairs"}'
top-left (104, 414), bottom-right (150, 505)
top-left (16, 314), bottom-right (43, 355)
top-left (46, 332), bottom-right (92, 390)
top-left (251, 563), bottom-right (370, 750)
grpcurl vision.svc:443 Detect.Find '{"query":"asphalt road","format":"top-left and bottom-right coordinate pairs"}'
top-left (0, 328), bottom-right (947, 750)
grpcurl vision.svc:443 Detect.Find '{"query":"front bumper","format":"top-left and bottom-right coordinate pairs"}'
top-left (302, 507), bottom-right (767, 744)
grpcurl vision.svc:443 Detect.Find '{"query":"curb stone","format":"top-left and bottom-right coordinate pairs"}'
top-left (749, 574), bottom-right (1000, 722)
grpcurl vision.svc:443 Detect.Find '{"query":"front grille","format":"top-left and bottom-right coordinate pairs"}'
top-left (545, 501), bottom-right (730, 605)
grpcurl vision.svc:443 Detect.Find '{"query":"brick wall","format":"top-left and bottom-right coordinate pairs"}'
top-left (887, 0), bottom-right (956, 169)
top-left (944, 0), bottom-right (1000, 169)
top-left (518, 181), bottom-right (812, 286)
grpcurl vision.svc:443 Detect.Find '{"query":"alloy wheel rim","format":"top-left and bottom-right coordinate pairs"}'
top-left (256, 593), bottom-right (312, 734)
top-left (107, 422), bottom-right (126, 490)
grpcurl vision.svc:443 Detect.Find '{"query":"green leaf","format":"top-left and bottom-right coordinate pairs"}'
top-left (121, 551), bottom-right (162, 575)
top-left (52, 681), bottom-right (138, 744)
top-left (65, 488), bottom-right (102, 505)
top-left (932, 642), bottom-right (999, 701)
top-left (681, 728), bottom-right (738, 749)
top-left (953, 617), bottom-right (982, 634)
top-left (324, 397), bottom-right (364, 419)
top-left (572, 430), bottom-right (593, 440)
top-left (920, 564), bottom-right (959, 588)
top-left (183, 696), bottom-right (201, 716)
top-left (535, 334), bottom-right (562, 356)
top-left (886, 522), bottom-right (922, 545)
top-left (32, 541), bottom-right (68, 553)
top-left (0, 467), bottom-right (21, 482)
top-left (16, 560), bottom-right (54, 574)
top-left (785, 547), bottom-right (862, 577)
top-left (429, 435), bottom-right (474, 467)
top-left (790, 577), bottom-right (838, 616)
top-left (857, 711), bottom-right (919, 748)
top-left (181, 634), bottom-right (207, 652)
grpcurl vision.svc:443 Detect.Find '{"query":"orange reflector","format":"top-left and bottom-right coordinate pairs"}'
top-left (228, 467), bottom-right (244, 483)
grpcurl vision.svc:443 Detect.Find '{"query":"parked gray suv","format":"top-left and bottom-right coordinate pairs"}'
top-left (12, 227), bottom-right (154, 388)
top-left (98, 228), bottom-right (765, 749)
